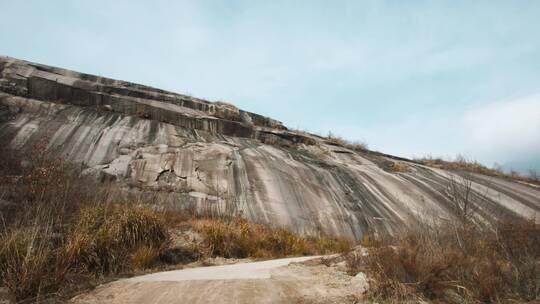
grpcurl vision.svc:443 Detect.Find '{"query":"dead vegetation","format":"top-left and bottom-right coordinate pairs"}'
top-left (345, 173), bottom-right (539, 303)
top-left (0, 141), bottom-right (172, 301)
top-left (192, 218), bottom-right (350, 259)
top-left (0, 204), bottom-right (170, 302)
top-left (346, 219), bottom-right (540, 303)
top-left (389, 162), bottom-right (411, 173)
top-left (0, 141), bottom-right (350, 303)
top-left (66, 205), bottom-right (170, 274)
top-left (416, 155), bottom-right (540, 186)
top-left (325, 131), bottom-right (368, 152)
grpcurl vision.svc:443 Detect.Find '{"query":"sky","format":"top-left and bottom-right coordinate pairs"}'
top-left (1, 0), bottom-right (539, 173)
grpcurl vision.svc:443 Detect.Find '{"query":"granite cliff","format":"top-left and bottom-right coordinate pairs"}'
top-left (1, 56), bottom-right (539, 240)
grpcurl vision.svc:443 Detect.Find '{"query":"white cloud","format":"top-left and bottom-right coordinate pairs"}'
top-left (462, 94), bottom-right (540, 163)
top-left (323, 94), bottom-right (540, 171)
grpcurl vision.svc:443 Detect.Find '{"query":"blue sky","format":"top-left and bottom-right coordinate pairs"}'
top-left (1, 1), bottom-right (539, 173)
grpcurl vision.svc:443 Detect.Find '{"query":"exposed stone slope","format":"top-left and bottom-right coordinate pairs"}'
top-left (1, 56), bottom-right (539, 240)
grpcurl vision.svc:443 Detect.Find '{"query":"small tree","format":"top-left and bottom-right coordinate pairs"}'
top-left (529, 169), bottom-right (538, 181)
top-left (445, 174), bottom-right (474, 224)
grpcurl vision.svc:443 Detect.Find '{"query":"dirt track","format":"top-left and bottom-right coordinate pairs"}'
top-left (71, 256), bottom-right (367, 304)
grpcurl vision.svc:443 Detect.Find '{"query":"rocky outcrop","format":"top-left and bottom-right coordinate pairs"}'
top-left (0, 56), bottom-right (288, 136)
top-left (1, 56), bottom-right (539, 240)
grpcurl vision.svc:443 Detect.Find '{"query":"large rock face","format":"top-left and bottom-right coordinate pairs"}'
top-left (1, 55), bottom-right (539, 239)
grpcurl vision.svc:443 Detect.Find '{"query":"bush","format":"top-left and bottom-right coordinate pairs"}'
top-left (348, 220), bottom-right (540, 303)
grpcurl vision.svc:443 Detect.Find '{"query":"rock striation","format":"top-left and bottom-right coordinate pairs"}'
top-left (1, 55), bottom-right (539, 240)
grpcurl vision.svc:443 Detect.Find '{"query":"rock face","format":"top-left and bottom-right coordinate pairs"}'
top-left (1, 55), bottom-right (539, 240)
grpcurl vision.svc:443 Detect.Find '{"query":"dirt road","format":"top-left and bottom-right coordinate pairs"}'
top-left (72, 256), bottom-right (367, 304)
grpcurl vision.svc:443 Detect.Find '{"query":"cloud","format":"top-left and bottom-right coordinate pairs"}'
top-left (462, 94), bottom-right (540, 164)
top-left (323, 94), bottom-right (540, 171)
top-left (1, 1), bottom-right (539, 171)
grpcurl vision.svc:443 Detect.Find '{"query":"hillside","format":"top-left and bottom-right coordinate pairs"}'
top-left (1, 55), bottom-right (539, 240)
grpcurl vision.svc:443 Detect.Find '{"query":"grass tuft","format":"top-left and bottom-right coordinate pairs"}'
top-left (195, 218), bottom-right (350, 259)
top-left (65, 205), bottom-right (170, 274)
top-left (131, 246), bottom-right (163, 271)
top-left (0, 205), bottom-right (170, 301)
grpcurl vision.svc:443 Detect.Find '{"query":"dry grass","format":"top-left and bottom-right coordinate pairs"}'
top-left (0, 141), bottom-right (352, 302)
top-left (0, 205), bottom-right (171, 302)
top-left (131, 246), bottom-right (163, 270)
top-left (0, 227), bottom-right (56, 301)
top-left (65, 205), bottom-right (170, 275)
top-left (192, 218), bottom-right (351, 259)
top-left (347, 220), bottom-right (540, 303)
top-left (389, 162), bottom-right (410, 173)
top-left (347, 141), bottom-right (369, 152)
top-left (0, 141), bottom-right (172, 301)
top-left (416, 155), bottom-right (540, 186)
top-left (325, 132), bottom-right (368, 152)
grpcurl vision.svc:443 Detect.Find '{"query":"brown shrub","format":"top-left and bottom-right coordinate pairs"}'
top-left (348, 220), bottom-right (540, 303)
top-left (0, 140), bottom-right (99, 229)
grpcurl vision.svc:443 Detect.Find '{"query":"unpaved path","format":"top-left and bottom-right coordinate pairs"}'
top-left (71, 256), bottom-right (367, 304)
top-left (128, 256), bottom-right (318, 282)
